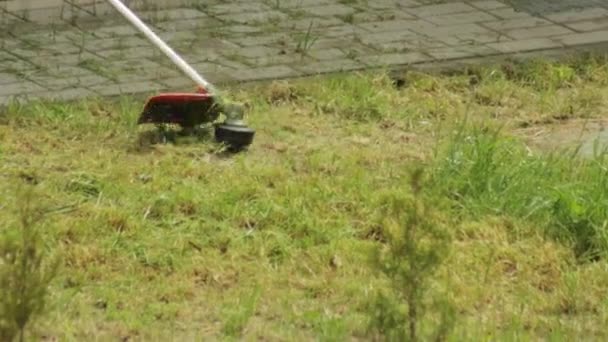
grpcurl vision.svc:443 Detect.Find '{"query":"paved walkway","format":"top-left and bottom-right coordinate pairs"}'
top-left (2, 0), bottom-right (608, 104)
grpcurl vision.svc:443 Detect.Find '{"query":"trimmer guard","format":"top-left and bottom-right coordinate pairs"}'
top-left (138, 92), bottom-right (220, 127)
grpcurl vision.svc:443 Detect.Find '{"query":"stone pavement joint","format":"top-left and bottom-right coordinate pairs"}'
top-left (1, 0), bottom-right (608, 103)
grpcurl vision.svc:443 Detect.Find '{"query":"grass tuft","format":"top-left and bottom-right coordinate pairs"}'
top-left (431, 123), bottom-right (608, 260)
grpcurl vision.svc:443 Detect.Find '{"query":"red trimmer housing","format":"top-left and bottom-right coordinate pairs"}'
top-left (138, 89), bottom-right (219, 127)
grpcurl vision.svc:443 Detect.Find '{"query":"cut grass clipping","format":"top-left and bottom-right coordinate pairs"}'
top-left (1, 54), bottom-right (608, 340)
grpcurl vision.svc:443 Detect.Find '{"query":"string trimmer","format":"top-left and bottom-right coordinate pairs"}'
top-left (107, 0), bottom-right (255, 150)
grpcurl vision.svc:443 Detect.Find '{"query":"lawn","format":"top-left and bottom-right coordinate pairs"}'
top-left (2, 54), bottom-right (608, 341)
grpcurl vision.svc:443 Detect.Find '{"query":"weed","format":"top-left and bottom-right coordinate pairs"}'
top-left (0, 186), bottom-right (58, 342)
top-left (294, 21), bottom-right (319, 57)
top-left (367, 169), bottom-right (454, 341)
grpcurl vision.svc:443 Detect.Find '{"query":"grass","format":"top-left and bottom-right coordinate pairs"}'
top-left (2, 54), bottom-right (608, 340)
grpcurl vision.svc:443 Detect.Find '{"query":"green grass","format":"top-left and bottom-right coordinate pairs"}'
top-left (2, 54), bottom-right (608, 340)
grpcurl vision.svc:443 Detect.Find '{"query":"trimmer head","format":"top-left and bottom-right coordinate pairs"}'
top-left (215, 123), bottom-right (256, 151)
top-left (138, 92), bottom-right (219, 127)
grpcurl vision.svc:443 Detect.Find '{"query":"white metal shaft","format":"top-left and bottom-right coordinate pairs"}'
top-left (106, 0), bottom-right (217, 95)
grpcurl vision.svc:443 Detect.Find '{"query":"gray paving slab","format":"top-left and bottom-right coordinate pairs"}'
top-left (292, 58), bottom-right (365, 74)
top-left (564, 17), bottom-right (608, 32)
top-left (33, 88), bottom-right (97, 101)
top-left (358, 52), bottom-right (430, 67)
top-left (226, 65), bottom-right (300, 81)
top-left (486, 37), bottom-right (564, 53)
top-left (0, 1), bottom-right (608, 102)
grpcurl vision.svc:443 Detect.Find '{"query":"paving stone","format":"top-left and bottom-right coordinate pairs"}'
top-left (110, 66), bottom-right (182, 84)
top-left (227, 65), bottom-right (299, 81)
top-left (89, 81), bottom-right (164, 96)
top-left (224, 46), bottom-right (284, 59)
top-left (293, 58), bottom-right (364, 74)
top-left (414, 23), bottom-right (492, 38)
top-left (468, 0), bottom-right (508, 10)
top-left (543, 7), bottom-right (608, 23)
top-left (439, 31), bottom-right (512, 45)
top-left (16, 7), bottom-right (63, 24)
top-left (272, 0), bottom-right (334, 8)
top-left (506, 25), bottom-right (574, 40)
top-left (44, 41), bottom-right (88, 55)
top-left (224, 25), bottom-right (264, 34)
top-left (315, 24), bottom-right (369, 38)
top-left (395, 0), bottom-right (421, 7)
top-left (83, 36), bottom-right (149, 52)
top-left (219, 11), bottom-right (288, 25)
top-left (289, 36), bottom-right (356, 50)
top-left (0, 39), bottom-right (20, 50)
top-left (366, 0), bottom-right (405, 10)
top-left (565, 17), bottom-right (608, 32)
top-left (358, 52), bottom-right (430, 67)
top-left (31, 73), bottom-right (112, 90)
top-left (191, 62), bottom-right (240, 81)
top-left (157, 76), bottom-right (192, 91)
top-left (351, 9), bottom-right (415, 23)
top-left (155, 17), bottom-right (223, 31)
top-left (0, 57), bottom-right (37, 72)
top-left (278, 16), bottom-right (343, 29)
top-left (208, 3), bottom-right (271, 15)
top-left (358, 30), bottom-right (418, 45)
top-left (426, 45), bottom-right (499, 60)
top-left (370, 38), bottom-right (445, 53)
top-left (302, 4), bottom-right (356, 17)
top-left (0, 72), bottom-right (23, 85)
top-left (481, 17), bottom-right (553, 31)
top-left (180, 49), bottom-right (223, 64)
top-left (34, 88), bottom-right (96, 101)
top-left (29, 52), bottom-right (103, 70)
top-left (158, 30), bottom-right (198, 44)
top-left (407, 3), bottom-right (478, 17)
top-left (17, 29), bottom-right (77, 44)
top-left (8, 47), bottom-right (50, 59)
top-left (0, 81), bottom-right (46, 97)
top-left (358, 19), bottom-right (437, 33)
top-left (11, 42), bottom-right (82, 58)
top-left (486, 37), bottom-right (563, 53)
top-left (425, 11), bottom-right (497, 26)
top-left (109, 59), bottom-right (163, 74)
top-left (246, 53), bottom-right (315, 68)
top-left (488, 7), bottom-right (533, 19)
top-left (504, 0), bottom-right (608, 15)
top-left (91, 25), bottom-right (138, 38)
top-left (138, 8), bottom-right (208, 21)
top-left (555, 30), bottom-right (608, 46)
top-left (230, 33), bottom-right (290, 47)
top-left (95, 47), bottom-right (155, 60)
top-left (307, 48), bottom-right (347, 60)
